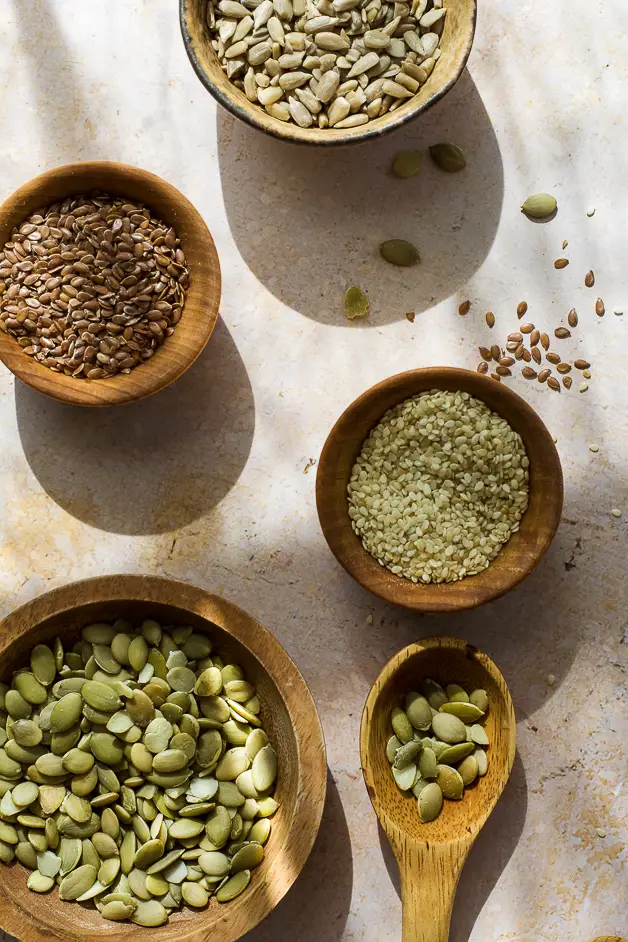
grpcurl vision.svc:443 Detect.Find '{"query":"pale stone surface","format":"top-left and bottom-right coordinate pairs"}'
top-left (0, 2), bottom-right (627, 941)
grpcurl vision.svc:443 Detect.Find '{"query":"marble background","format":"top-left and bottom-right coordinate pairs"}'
top-left (0, 1), bottom-right (627, 940)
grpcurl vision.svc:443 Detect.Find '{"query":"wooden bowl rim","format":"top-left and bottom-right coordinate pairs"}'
top-left (0, 574), bottom-right (327, 942)
top-left (179, 0), bottom-right (477, 146)
top-left (0, 161), bottom-right (221, 407)
top-left (316, 366), bottom-right (564, 612)
top-left (360, 636), bottom-right (516, 845)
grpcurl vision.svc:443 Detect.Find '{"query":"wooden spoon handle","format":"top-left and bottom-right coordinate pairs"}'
top-left (397, 840), bottom-right (472, 942)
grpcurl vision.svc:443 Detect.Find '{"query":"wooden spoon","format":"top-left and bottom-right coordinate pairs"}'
top-left (360, 637), bottom-right (516, 942)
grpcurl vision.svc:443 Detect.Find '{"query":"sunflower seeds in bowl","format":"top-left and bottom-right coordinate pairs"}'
top-left (386, 678), bottom-right (490, 822)
top-left (204, 0), bottom-right (448, 130)
top-left (0, 618), bottom-right (279, 926)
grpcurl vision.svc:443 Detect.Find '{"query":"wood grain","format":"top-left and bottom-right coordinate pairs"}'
top-left (0, 162), bottom-right (221, 407)
top-left (0, 575), bottom-right (326, 942)
top-left (360, 636), bottom-right (516, 942)
top-left (316, 367), bottom-right (564, 612)
top-left (180, 0), bottom-right (477, 146)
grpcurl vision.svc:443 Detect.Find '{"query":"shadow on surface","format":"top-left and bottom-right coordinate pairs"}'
top-left (243, 771), bottom-right (352, 942)
top-left (218, 69), bottom-right (504, 326)
top-left (377, 754), bottom-right (528, 941)
top-left (15, 318), bottom-right (255, 535)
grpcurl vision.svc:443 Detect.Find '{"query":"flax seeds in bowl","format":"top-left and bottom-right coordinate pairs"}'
top-left (0, 193), bottom-right (189, 381)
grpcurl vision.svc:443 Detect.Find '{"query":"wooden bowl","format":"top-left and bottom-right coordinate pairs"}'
top-left (180, 0), bottom-right (476, 146)
top-left (360, 636), bottom-right (516, 941)
top-left (0, 162), bottom-right (221, 407)
top-left (0, 575), bottom-right (326, 942)
top-left (316, 367), bottom-right (563, 612)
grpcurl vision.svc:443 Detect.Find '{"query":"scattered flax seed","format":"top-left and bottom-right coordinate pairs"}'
top-left (547, 352), bottom-right (561, 364)
top-left (499, 357), bottom-right (514, 367)
top-left (458, 300), bottom-right (471, 316)
top-left (490, 344), bottom-right (501, 361)
top-left (554, 258), bottom-right (569, 269)
top-left (540, 332), bottom-right (550, 350)
top-left (522, 348), bottom-right (531, 362)
top-left (568, 309), bottom-right (578, 328)
top-left (547, 377), bottom-right (560, 392)
top-left (538, 369), bottom-right (551, 383)
top-left (574, 359), bottom-right (590, 370)
top-left (496, 366), bottom-right (512, 377)
top-left (515, 345), bottom-right (525, 360)
top-left (589, 444), bottom-right (599, 453)
top-left (562, 376), bottom-right (572, 389)
top-left (522, 367), bottom-right (537, 379)
top-left (517, 301), bottom-right (528, 318)
top-left (596, 298), bottom-right (605, 316)
top-left (562, 240), bottom-right (568, 249)
top-left (506, 341), bottom-right (519, 352)
top-left (611, 509), bottom-right (622, 518)
top-left (490, 372), bottom-right (501, 382)
top-left (477, 361), bottom-right (488, 374)
top-left (508, 332), bottom-right (523, 343)
top-left (531, 347), bottom-right (542, 364)
top-left (520, 323), bottom-right (534, 334)
top-left (405, 312), bottom-right (416, 323)
top-left (557, 363), bottom-right (571, 374)
top-left (584, 270), bottom-right (595, 288)
top-left (554, 327), bottom-right (571, 339)
top-left (529, 329), bottom-right (540, 346)
top-left (579, 383), bottom-right (589, 392)
top-left (485, 311), bottom-right (495, 328)
top-left (582, 369), bottom-right (591, 379)
top-left (479, 347), bottom-right (492, 361)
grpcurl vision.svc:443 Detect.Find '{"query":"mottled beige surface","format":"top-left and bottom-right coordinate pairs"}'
top-left (0, 1), bottom-right (627, 940)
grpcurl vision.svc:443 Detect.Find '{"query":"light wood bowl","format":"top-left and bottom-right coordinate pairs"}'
top-left (0, 575), bottom-right (326, 942)
top-left (0, 162), bottom-right (221, 407)
top-left (316, 367), bottom-right (563, 612)
top-left (180, 0), bottom-right (476, 145)
top-left (361, 636), bottom-right (516, 941)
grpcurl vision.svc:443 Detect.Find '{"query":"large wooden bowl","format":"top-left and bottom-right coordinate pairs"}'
top-left (0, 575), bottom-right (326, 942)
top-left (316, 367), bottom-right (563, 612)
top-left (180, 0), bottom-right (476, 146)
top-left (0, 162), bottom-right (221, 407)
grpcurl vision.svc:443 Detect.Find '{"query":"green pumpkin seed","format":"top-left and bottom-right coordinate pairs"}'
top-left (50, 693), bottom-right (83, 733)
top-left (110, 633), bottom-right (133, 666)
top-left (470, 724), bottom-right (489, 746)
top-left (196, 730), bottom-right (223, 768)
top-left (120, 830), bottom-right (136, 874)
top-left (194, 667), bottom-right (222, 697)
top-left (205, 806), bottom-right (232, 847)
top-left (431, 713), bottom-right (466, 744)
top-left (30, 645), bottom-right (57, 686)
top-left (344, 285), bottom-right (369, 320)
top-left (379, 238), bottom-right (419, 267)
top-left (81, 681), bottom-right (122, 713)
top-left (440, 701), bottom-right (484, 722)
top-left (386, 735), bottom-right (401, 763)
top-left (153, 749), bottom-right (188, 774)
top-left (16, 841), bottom-right (38, 868)
top-left (474, 748), bottom-right (488, 776)
top-left (168, 818), bottom-right (204, 840)
top-left (251, 745), bottom-right (277, 792)
top-left (81, 839), bottom-right (100, 870)
top-left (135, 838), bottom-right (165, 870)
top-left (391, 707), bottom-right (413, 744)
top-left (130, 899), bottom-right (168, 927)
top-left (39, 785), bottom-right (66, 815)
top-left (446, 684), bottom-right (469, 703)
top-left (27, 871), bottom-right (55, 892)
top-left (99, 857), bottom-right (121, 886)
top-left (248, 819), bottom-right (271, 846)
top-left (72, 767), bottom-right (99, 797)
top-left (438, 741), bottom-right (475, 765)
top-left (129, 867), bottom-right (152, 899)
top-left (11, 781), bottom-right (39, 808)
top-left (458, 754), bottom-right (479, 785)
top-left (393, 740), bottom-right (422, 770)
top-left (392, 149), bottom-right (421, 179)
top-left (59, 863), bottom-right (97, 899)
top-left (182, 881), bottom-right (209, 907)
top-left (83, 623), bottom-right (116, 645)
top-left (90, 733), bottom-right (124, 765)
top-left (418, 746), bottom-right (438, 779)
top-left (392, 763), bottom-right (416, 791)
top-left (5, 689), bottom-right (32, 719)
top-left (405, 692), bottom-right (433, 730)
top-left (521, 193), bottom-right (557, 219)
top-left (63, 748), bottom-right (95, 774)
top-left (130, 743), bottom-right (154, 774)
top-left (245, 729), bottom-right (268, 761)
top-left (59, 837), bottom-right (83, 875)
top-left (0, 822), bottom-right (18, 844)
top-left (256, 796), bottom-right (279, 818)
top-left (146, 848), bottom-right (184, 875)
top-left (199, 695), bottom-right (230, 724)
top-left (221, 664), bottom-right (243, 685)
top-left (144, 717), bottom-right (173, 754)
top-left (37, 850), bottom-right (62, 877)
top-left (226, 699), bottom-right (261, 728)
top-left (14, 672), bottom-right (47, 705)
top-left (65, 794), bottom-right (92, 823)
top-left (216, 868), bottom-right (250, 902)
top-left (436, 764), bottom-right (464, 799)
top-left (420, 679), bottom-right (448, 710)
top-left (35, 753), bottom-right (66, 777)
top-left (101, 900), bottom-right (136, 921)
top-left (92, 645), bottom-right (121, 675)
top-left (429, 142), bottom-right (466, 172)
top-left (145, 873), bottom-right (169, 895)
top-left (198, 851), bottom-right (231, 877)
top-left (418, 782), bottom-right (443, 823)
top-left (217, 747), bottom-right (250, 782)
top-left (469, 689), bottom-right (489, 713)
top-left (230, 842), bottom-right (263, 873)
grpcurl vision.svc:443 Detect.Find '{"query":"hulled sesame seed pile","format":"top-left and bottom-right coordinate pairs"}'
top-left (347, 389), bottom-right (530, 584)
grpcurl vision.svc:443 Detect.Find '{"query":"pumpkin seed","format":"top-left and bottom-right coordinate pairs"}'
top-left (82, 681), bottom-right (121, 712)
top-left (205, 807), bottom-right (232, 847)
top-left (135, 838), bottom-right (165, 870)
top-left (37, 850), bottom-right (62, 877)
top-left (231, 842), bottom-right (264, 872)
top-left (392, 150), bottom-right (421, 179)
top-left (199, 850), bottom-right (231, 877)
top-left (521, 193), bottom-right (557, 218)
top-left (431, 713), bottom-right (466, 744)
top-left (130, 899), bottom-right (168, 927)
top-left (59, 863), bottom-right (98, 899)
top-left (405, 692), bottom-right (433, 730)
top-left (12, 781), bottom-right (39, 806)
top-left (248, 819), bottom-right (271, 846)
top-left (27, 871), bottom-right (55, 892)
top-left (470, 724), bottom-right (489, 745)
top-left (344, 285), bottom-right (369, 319)
top-left (379, 239), bottom-right (420, 267)
top-left (251, 745), bottom-right (277, 792)
top-left (436, 765), bottom-right (464, 799)
top-left (418, 747), bottom-right (437, 779)
top-left (182, 881), bottom-right (209, 907)
top-left (469, 689), bottom-right (489, 713)
top-left (216, 868), bottom-right (250, 902)
top-left (102, 900), bottom-right (137, 920)
top-left (458, 754), bottom-right (479, 785)
top-left (50, 693), bottom-right (83, 733)
top-left (392, 763), bottom-right (416, 790)
top-left (439, 702), bottom-right (484, 723)
top-left (393, 740), bottom-right (422, 769)
top-left (420, 679), bottom-right (448, 710)
top-left (30, 645), bottom-right (57, 686)
top-left (429, 142), bottom-right (466, 173)
top-left (391, 707), bottom-right (414, 743)
top-left (418, 782), bottom-right (443, 823)
top-left (474, 748), bottom-right (488, 776)
top-left (438, 742), bottom-right (475, 765)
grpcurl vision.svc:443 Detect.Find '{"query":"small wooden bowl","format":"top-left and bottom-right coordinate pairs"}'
top-left (0, 162), bottom-right (221, 407)
top-left (361, 637), bottom-right (516, 941)
top-left (0, 575), bottom-right (326, 942)
top-left (316, 367), bottom-right (563, 612)
top-left (180, 0), bottom-right (476, 146)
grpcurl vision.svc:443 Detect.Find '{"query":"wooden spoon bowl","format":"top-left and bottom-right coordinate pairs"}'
top-left (360, 636), bottom-right (516, 942)
top-left (0, 162), bottom-right (221, 407)
top-left (317, 367), bottom-right (563, 612)
top-left (0, 575), bottom-right (326, 942)
top-left (180, 0), bottom-right (476, 146)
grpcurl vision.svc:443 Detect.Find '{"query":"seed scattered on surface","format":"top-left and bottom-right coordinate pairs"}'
top-left (393, 150), bottom-right (422, 179)
top-left (562, 240), bottom-right (568, 249)
top-left (520, 323), bottom-right (534, 334)
top-left (554, 258), bottom-right (569, 269)
top-left (589, 444), bottom-right (599, 453)
top-left (557, 363), bottom-right (571, 374)
top-left (580, 383), bottom-right (589, 392)
top-left (540, 332), bottom-right (550, 350)
top-left (405, 312), bottom-right (415, 323)
top-left (568, 309), bottom-right (578, 328)
top-left (495, 366), bottom-right (511, 377)
top-left (522, 367), bottom-right (537, 379)
top-left (379, 239), bottom-right (420, 267)
top-left (554, 327), bottom-right (571, 339)
top-left (538, 369), bottom-right (551, 383)
top-left (521, 193), bottom-right (557, 218)
top-left (479, 347), bottom-right (492, 362)
top-left (529, 329), bottom-right (540, 346)
top-left (596, 298), bottom-right (605, 316)
top-left (613, 307), bottom-right (623, 315)
top-left (490, 372), bottom-right (501, 381)
top-left (531, 347), bottom-right (541, 364)
top-left (596, 827), bottom-right (606, 838)
top-left (485, 311), bottom-right (495, 328)
top-left (344, 285), bottom-right (369, 320)
top-left (477, 362), bottom-right (488, 374)
top-left (517, 301), bottom-right (528, 318)
top-left (499, 357), bottom-right (514, 367)
top-left (573, 359), bottom-right (589, 370)
top-left (611, 509), bottom-right (622, 518)
top-left (586, 207), bottom-right (596, 217)
top-left (585, 270), bottom-right (595, 288)
top-left (562, 376), bottom-right (572, 389)
top-left (458, 300), bottom-right (471, 316)
top-left (546, 352), bottom-right (561, 364)
top-left (348, 389), bottom-right (529, 584)
top-left (490, 345), bottom-right (501, 361)
top-left (429, 143), bottom-right (466, 173)
top-left (522, 348), bottom-right (531, 362)
top-left (547, 377), bottom-right (560, 392)
top-left (582, 369), bottom-right (591, 378)
top-left (508, 332), bottom-right (523, 343)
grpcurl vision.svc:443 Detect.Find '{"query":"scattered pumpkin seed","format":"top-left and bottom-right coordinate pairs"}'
top-left (393, 150), bottom-right (422, 179)
top-left (429, 143), bottom-right (466, 173)
top-left (379, 239), bottom-right (420, 267)
top-left (521, 193), bottom-right (557, 218)
top-left (344, 286), bottom-right (369, 319)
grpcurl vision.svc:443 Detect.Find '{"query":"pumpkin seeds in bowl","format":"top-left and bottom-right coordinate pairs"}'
top-left (0, 619), bottom-right (279, 925)
top-left (386, 678), bottom-right (490, 822)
